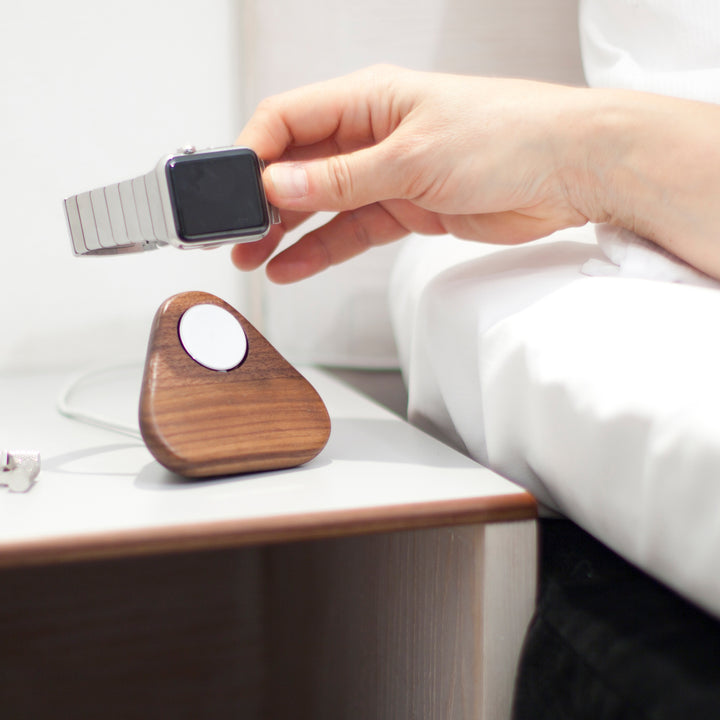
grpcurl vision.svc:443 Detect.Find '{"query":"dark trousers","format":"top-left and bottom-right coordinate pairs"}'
top-left (513, 520), bottom-right (720, 719)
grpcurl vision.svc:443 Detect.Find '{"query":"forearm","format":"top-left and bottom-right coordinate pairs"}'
top-left (570, 88), bottom-right (720, 279)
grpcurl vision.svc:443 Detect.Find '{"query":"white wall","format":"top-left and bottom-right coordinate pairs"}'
top-left (0, 0), bottom-right (246, 372)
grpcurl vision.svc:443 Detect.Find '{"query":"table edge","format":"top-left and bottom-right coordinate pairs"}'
top-left (0, 492), bottom-right (537, 568)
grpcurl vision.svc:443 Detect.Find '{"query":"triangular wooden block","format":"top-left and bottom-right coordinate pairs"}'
top-left (139, 291), bottom-right (331, 477)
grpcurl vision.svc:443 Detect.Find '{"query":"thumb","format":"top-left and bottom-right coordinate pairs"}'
top-left (265, 145), bottom-right (397, 211)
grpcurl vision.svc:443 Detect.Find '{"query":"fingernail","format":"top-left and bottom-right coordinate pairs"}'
top-left (268, 163), bottom-right (308, 199)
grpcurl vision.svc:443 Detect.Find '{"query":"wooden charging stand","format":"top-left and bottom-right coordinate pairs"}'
top-left (139, 291), bottom-right (331, 478)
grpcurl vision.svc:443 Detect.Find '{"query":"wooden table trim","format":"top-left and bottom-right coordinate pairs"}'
top-left (0, 492), bottom-right (536, 568)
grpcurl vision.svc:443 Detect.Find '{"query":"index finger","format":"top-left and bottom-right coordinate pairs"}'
top-left (235, 65), bottom-right (405, 161)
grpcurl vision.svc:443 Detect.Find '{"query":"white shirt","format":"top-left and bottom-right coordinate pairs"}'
top-left (580, 0), bottom-right (720, 102)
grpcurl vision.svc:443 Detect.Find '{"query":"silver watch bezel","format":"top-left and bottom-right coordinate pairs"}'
top-left (64, 145), bottom-right (278, 257)
top-left (155, 146), bottom-right (276, 251)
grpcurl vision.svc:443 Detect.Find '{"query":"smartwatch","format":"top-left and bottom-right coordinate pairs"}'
top-left (63, 146), bottom-right (279, 256)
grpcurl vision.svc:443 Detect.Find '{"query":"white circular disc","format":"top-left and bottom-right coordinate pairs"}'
top-left (178, 304), bottom-right (248, 371)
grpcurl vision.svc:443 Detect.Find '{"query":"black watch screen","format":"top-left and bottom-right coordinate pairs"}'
top-left (166, 148), bottom-right (269, 242)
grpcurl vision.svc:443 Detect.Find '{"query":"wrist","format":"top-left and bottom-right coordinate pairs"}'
top-left (567, 88), bottom-right (720, 278)
top-left (556, 87), bottom-right (625, 228)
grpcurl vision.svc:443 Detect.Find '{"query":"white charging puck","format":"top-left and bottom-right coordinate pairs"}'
top-left (178, 303), bottom-right (248, 371)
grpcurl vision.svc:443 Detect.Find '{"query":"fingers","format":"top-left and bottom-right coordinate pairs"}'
top-left (265, 203), bottom-right (410, 284)
top-left (233, 205), bottom-right (583, 284)
top-left (236, 66), bottom-right (405, 161)
top-left (230, 209), bottom-right (311, 271)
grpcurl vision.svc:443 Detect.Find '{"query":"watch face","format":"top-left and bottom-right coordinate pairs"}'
top-left (166, 148), bottom-right (269, 242)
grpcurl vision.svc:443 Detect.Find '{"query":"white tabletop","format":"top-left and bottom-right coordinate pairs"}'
top-left (0, 366), bottom-right (534, 566)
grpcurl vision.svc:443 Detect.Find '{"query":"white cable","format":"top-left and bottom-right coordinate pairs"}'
top-left (56, 363), bottom-right (143, 440)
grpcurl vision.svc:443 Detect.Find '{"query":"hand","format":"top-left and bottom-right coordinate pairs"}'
top-left (232, 65), bottom-right (595, 283)
top-left (233, 64), bottom-right (720, 283)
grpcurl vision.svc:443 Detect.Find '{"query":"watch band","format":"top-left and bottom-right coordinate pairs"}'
top-left (64, 168), bottom-right (169, 256)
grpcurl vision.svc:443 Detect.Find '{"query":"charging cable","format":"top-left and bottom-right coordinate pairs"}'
top-left (56, 364), bottom-right (143, 440)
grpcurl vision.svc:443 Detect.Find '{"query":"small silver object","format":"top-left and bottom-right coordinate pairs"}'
top-left (1, 450), bottom-right (40, 493)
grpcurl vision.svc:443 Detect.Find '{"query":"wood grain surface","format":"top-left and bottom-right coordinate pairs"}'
top-left (0, 521), bottom-right (537, 720)
top-left (139, 291), bottom-right (331, 477)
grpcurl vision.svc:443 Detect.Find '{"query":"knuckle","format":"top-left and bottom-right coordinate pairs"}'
top-left (326, 155), bottom-right (355, 205)
top-left (346, 209), bottom-right (372, 253)
top-left (364, 62), bottom-right (402, 83)
top-left (254, 95), bottom-right (279, 119)
top-left (384, 133), bottom-right (431, 200)
top-left (307, 234), bottom-right (333, 272)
